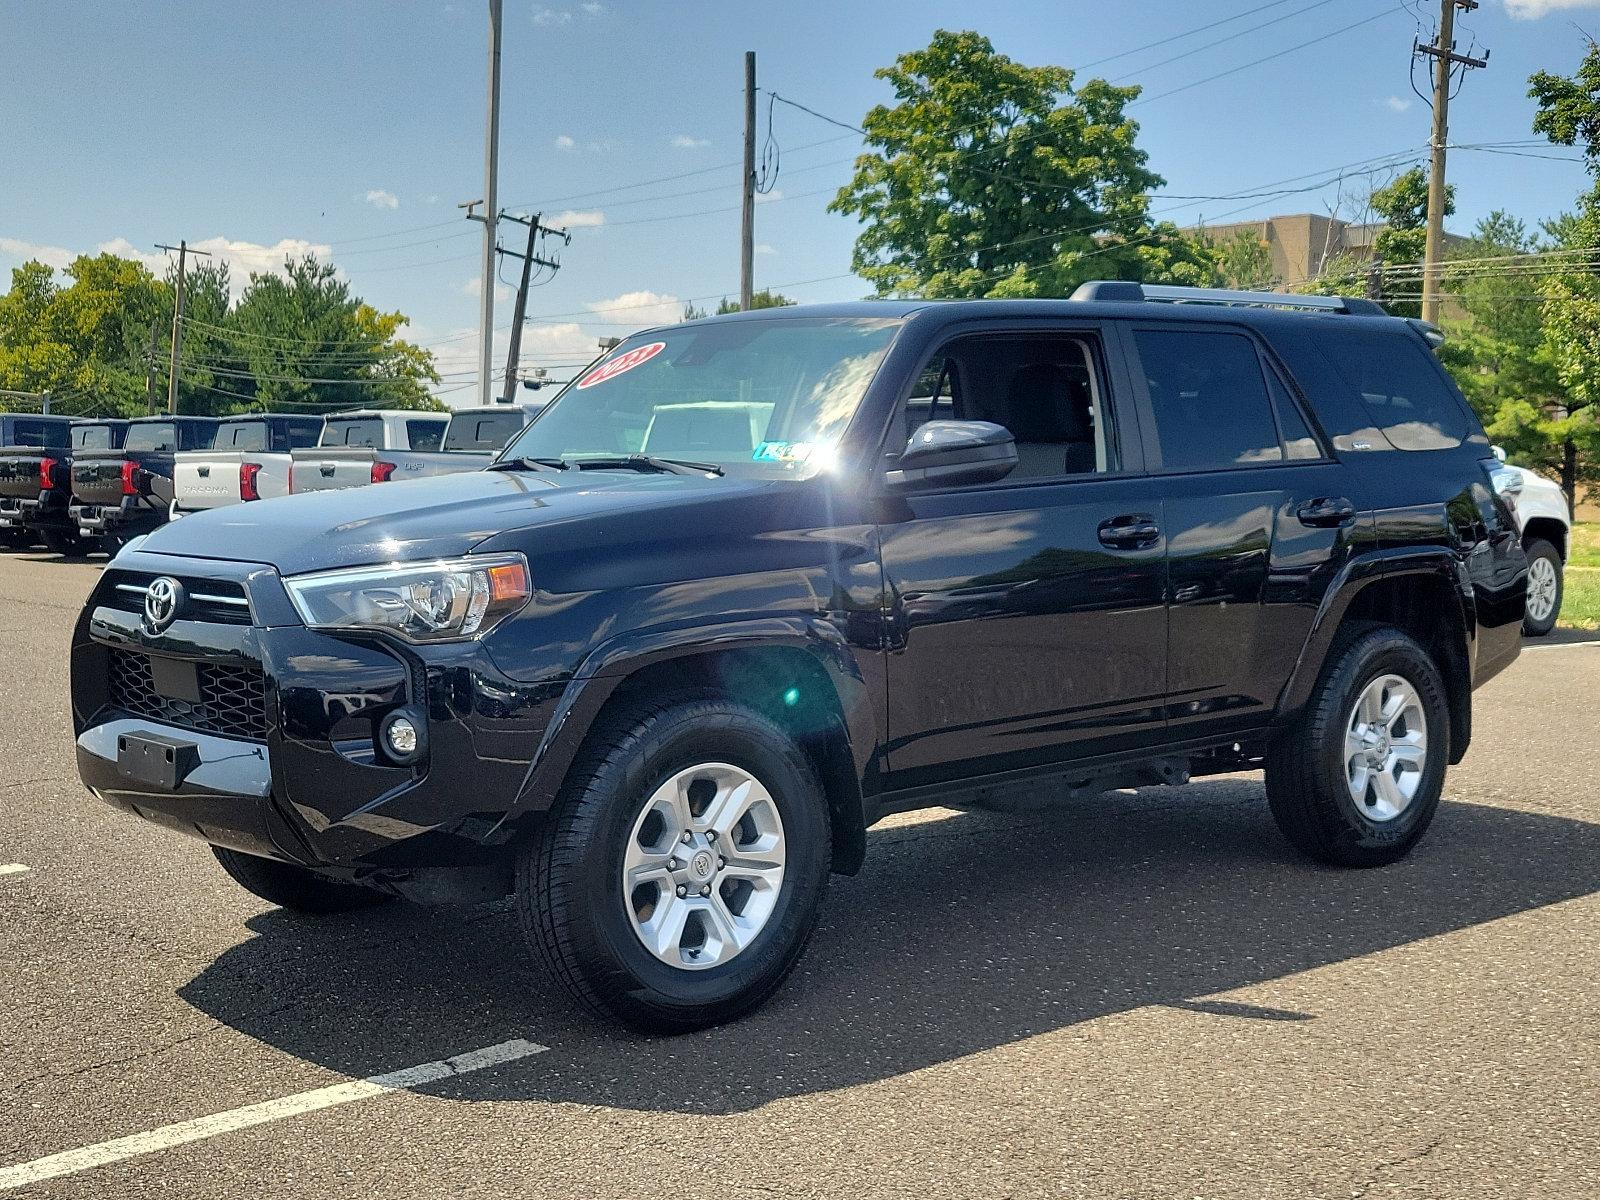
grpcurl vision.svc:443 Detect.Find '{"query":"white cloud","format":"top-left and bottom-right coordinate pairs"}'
top-left (365, 189), bottom-right (400, 210)
top-left (1504, 0), bottom-right (1600, 17)
top-left (532, 6), bottom-right (572, 24)
top-left (555, 134), bottom-right (576, 151)
top-left (755, 188), bottom-right (784, 204)
top-left (580, 1), bottom-right (605, 13)
top-left (670, 134), bottom-right (711, 149)
top-left (0, 236), bottom-right (77, 269)
top-left (549, 209), bottom-right (605, 228)
top-left (1383, 95), bottom-right (1412, 113)
top-left (94, 237), bottom-right (168, 272)
top-left (460, 275), bottom-right (513, 301)
top-left (585, 289), bottom-right (682, 328)
top-left (523, 321), bottom-right (607, 362)
top-left (755, 243), bottom-right (777, 256)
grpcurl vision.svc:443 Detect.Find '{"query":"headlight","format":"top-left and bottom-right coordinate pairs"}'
top-left (283, 554), bottom-right (531, 642)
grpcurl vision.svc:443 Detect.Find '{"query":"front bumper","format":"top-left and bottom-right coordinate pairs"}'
top-left (72, 550), bottom-right (566, 870)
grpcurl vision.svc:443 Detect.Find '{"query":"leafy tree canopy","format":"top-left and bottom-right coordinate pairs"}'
top-left (829, 29), bottom-right (1210, 298)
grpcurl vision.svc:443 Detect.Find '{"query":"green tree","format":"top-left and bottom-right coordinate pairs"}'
top-left (1527, 41), bottom-right (1600, 506)
top-left (1201, 227), bottom-right (1279, 290)
top-left (829, 29), bottom-right (1203, 298)
top-left (684, 290), bottom-right (796, 320)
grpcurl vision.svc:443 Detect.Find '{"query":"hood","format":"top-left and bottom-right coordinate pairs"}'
top-left (140, 467), bottom-right (765, 575)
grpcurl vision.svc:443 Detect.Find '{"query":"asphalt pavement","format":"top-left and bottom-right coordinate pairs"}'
top-left (1, 549), bottom-right (1596, 1198)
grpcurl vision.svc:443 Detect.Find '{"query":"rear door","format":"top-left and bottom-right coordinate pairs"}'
top-left (877, 324), bottom-right (1168, 791)
top-left (1124, 322), bottom-right (1359, 743)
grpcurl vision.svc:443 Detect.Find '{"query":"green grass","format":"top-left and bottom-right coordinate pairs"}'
top-left (1569, 522), bottom-right (1600, 570)
top-left (1562, 565), bottom-right (1600, 631)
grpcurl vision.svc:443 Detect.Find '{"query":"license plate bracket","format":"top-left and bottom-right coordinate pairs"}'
top-left (117, 732), bottom-right (199, 791)
top-left (150, 656), bottom-right (201, 702)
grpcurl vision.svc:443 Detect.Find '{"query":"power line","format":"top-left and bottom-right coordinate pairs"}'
top-left (1108, 0), bottom-right (1345, 84)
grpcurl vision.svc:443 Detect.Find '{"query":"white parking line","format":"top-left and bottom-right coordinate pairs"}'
top-left (0, 1038), bottom-right (547, 1191)
top-left (0, 864), bottom-right (28, 877)
top-left (1521, 640), bottom-right (1600, 652)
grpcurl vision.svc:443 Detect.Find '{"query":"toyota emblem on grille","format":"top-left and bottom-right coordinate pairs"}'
top-left (143, 576), bottom-right (184, 632)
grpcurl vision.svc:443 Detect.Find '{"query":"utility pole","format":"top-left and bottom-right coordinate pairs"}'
top-left (477, 0), bottom-right (504, 407)
top-left (1415, 0), bottom-right (1488, 324)
top-left (155, 240), bottom-right (212, 414)
top-left (142, 320), bottom-right (161, 415)
top-left (497, 212), bottom-right (571, 403)
top-left (740, 50), bottom-right (756, 312)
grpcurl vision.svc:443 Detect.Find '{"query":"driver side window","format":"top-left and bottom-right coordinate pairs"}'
top-left (897, 333), bottom-right (1116, 481)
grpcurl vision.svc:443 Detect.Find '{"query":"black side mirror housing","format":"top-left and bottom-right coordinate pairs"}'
top-left (884, 420), bottom-right (1018, 491)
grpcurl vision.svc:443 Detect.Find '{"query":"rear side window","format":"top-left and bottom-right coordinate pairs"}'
top-left (1134, 329), bottom-right (1282, 471)
top-left (407, 419), bottom-right (446, 451)
top-left (322, 419), bottom-right (382, 447)
top-left (1315, 330), bottom-right (1467, 451)
top-left (218, 422), bottom-right (268, 452)
top-left (1265, 372), bottom-right (1323, 461)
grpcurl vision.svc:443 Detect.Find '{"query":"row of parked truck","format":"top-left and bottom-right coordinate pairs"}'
top-left (0, 403), bottom-right (542, 557)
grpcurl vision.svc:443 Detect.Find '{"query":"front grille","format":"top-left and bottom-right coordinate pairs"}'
top-left (101, 571), bottom-right (252, 625)
top-left (108, 649), bottom-right (268, 741)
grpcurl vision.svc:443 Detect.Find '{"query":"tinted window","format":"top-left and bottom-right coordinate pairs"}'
top-left (9, 420), bottom-right (70, 448)
top-left (287, 421), bottom-right (323, 449)
top-left (1316, 330), bottom-right (1467, 451)
top-left (218, 421), bottom-right (268, 451)
top-left (74, 425), bottom-right (114, 450)
top-left (321, 419), bottom-right (382, 447)
top-left (1266, 371), bottom-right (1322, 461)
top-left (900, 359), bottom-right (957, 445)
top-left (1135, 329), bottom-right (1282, 471)
top-left (125, 422), bottom-right (178, 452)
top-left (445, 412), bottom-right (527, 452)
top-left (407, 420), bottom-right (445, 451)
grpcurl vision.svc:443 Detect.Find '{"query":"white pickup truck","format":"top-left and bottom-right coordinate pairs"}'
top-left (1490, 449), bottom-right (1572, 637)
top-left (170, 414), bottom-right (326, 517)
top-left (287, 405), bottom-right (535, 495)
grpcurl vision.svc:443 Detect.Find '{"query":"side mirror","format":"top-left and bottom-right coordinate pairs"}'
top-left (884, 420), bottom-right (1017, 491)
top-left (1492, 445), bottom-right (1507, 463)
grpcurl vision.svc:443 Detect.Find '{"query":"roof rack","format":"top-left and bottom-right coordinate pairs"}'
top-left (1070, 280), bottom-right (1385, 316)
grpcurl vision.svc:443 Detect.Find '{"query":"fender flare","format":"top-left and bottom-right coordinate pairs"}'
top-left (1276, 546), bottom-right (1473, 722)
top-left (488, 615), bottom-right (881, 872)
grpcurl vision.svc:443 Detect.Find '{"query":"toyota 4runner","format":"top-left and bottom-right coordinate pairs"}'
top-left (70, 284), bottom-right (1527, 1031)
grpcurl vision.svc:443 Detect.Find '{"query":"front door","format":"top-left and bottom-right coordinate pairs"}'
top-left (877, 327), bottom-right (1168, 792)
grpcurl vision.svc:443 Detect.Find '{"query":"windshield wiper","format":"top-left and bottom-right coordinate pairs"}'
top-left (569, 454), bottom-right (724, 477)
top-left (488, 456), bottom-right (570, 472)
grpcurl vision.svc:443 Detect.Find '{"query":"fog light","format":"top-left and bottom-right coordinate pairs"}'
top-left (386, 717), bottom-right (418, 756)
top-left (378, 710), bottom-right (425, 764)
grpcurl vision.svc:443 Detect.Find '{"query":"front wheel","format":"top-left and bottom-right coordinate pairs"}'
top-left (1521, 538), bottom-right (1563, 637)
top-left (1266, 627), bottom-right (1450, 868)
top-left (517, 696), bottom-right (831, 1032)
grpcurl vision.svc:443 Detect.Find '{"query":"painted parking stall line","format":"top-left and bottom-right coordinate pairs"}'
top-left (0, 864), bottom-right (28, 877)
top-left (0, 1038), bottom-right (547, 1192)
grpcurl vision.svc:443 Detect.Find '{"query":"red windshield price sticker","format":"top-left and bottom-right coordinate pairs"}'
top-left (576, 341), bottom-right (666, 390)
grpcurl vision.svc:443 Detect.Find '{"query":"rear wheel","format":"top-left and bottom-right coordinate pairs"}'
top-left (212, 846), bottom-right (393, 914)
top-left (0, 528), bottom-right (30, 550)
top-left (1265, 627), bottom-right (1449, 868)
top-left (1521, 538), bottom-right (1563, 637)
top-left (41, 528), bottom-right (89, 558)
top-left (517, 696), bottom-right (831, 1032)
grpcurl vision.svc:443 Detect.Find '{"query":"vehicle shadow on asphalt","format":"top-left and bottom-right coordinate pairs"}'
top-left (176, 782), bottom-right (1600, 1113)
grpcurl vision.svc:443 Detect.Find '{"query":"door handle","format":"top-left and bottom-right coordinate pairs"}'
top-left (1098, 514), bottom-right (1161, 550)
top-left (1296, 497), bottom-right (1356, 528)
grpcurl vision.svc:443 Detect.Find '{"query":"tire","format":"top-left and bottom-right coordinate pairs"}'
top-left (211, 846), bottom-right (393, 914)
top-left (517, 695), bottom-right (831, 1033)
top-left (1265, 627), bottom-right (1450, 868)
top-left (0, 528), bottom-right (30, 550)
top-left (41, 529), bottom-right (89, 559)
top-left (1521, 538), bottom-right (1563, 637)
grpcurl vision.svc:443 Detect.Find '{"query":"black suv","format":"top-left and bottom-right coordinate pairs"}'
top-left (70, 285), bottom-right (1527, 1031)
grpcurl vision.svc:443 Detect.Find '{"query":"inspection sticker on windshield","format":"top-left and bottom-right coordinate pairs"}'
top-left (753, 440), bottom-right (814, 464)
top-left (576, 341), bottom-right (666, 389)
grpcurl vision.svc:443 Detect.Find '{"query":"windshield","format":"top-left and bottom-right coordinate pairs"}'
top-left (500, 316), bottom-right (901, 477)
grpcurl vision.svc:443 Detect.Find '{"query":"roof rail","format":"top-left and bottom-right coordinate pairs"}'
top-left (1070, 280), bottom-right (1386, 316)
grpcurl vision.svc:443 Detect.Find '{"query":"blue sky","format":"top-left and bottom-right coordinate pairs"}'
top-left (2, 0), bottom-right (1596, 402)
